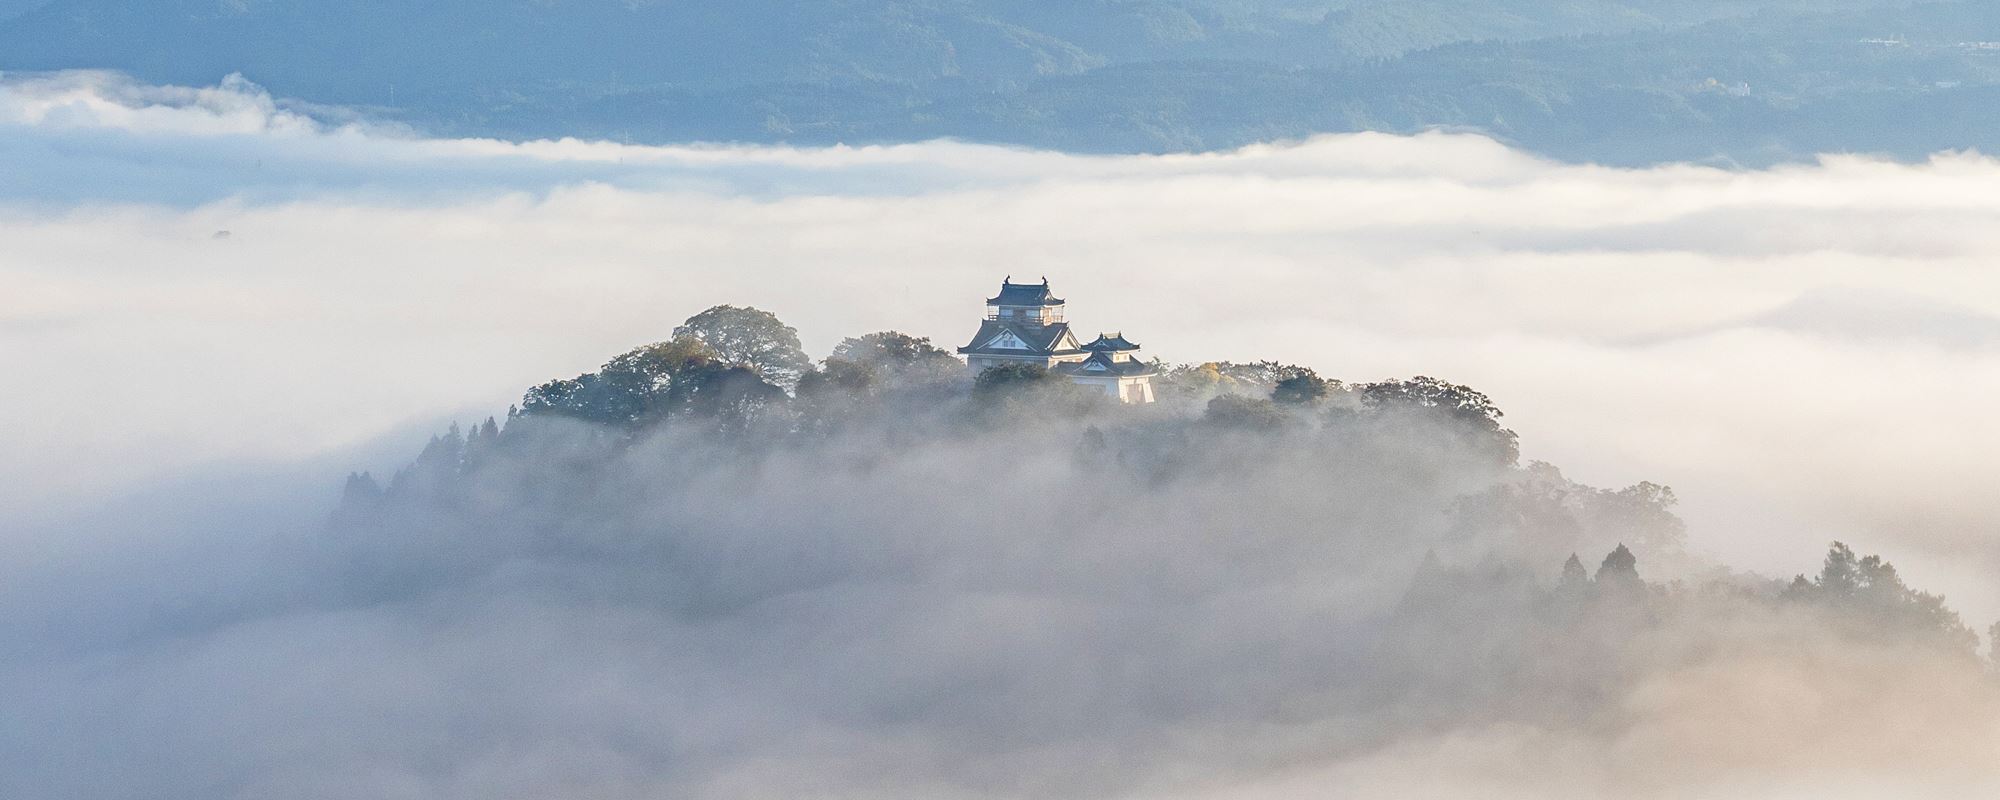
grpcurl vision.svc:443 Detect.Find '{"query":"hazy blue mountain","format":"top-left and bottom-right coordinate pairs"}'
top-left (3, 0), bottom-right (1995, 164)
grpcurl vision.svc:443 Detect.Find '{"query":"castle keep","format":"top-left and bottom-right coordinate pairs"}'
top-left (957, 278), bottom-right (1157, 403)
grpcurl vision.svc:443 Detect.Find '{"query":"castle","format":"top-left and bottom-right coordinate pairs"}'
top-left (957, 278), bottom-right (1157, 403)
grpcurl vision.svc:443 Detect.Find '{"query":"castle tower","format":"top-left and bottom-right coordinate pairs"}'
top-left (1062, 331), bottom-right (1156, 403)
top-left (957, 277), bottom-right (1156, 403)
top-left (957, 277), bottom-right (1087, 374)
top-left (986, 277), bottom-right (1066, 326)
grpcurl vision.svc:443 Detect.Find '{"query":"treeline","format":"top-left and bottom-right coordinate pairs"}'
top-left (346, 303), bottom-right (1522, 498)
top-left (1377, 535), bottom-right (1999, 738)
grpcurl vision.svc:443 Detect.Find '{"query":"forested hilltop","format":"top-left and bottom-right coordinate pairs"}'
top-left (307, 303), bottom-right (2000, 795)
top-left (9, 0), bottom-right (2000, 164)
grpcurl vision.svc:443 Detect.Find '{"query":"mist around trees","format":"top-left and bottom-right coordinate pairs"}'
top-left (248, 303), bottom-right (2000, 797)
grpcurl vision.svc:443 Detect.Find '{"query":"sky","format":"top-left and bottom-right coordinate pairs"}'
top-left (4, 69), bottom-right (2000, 621)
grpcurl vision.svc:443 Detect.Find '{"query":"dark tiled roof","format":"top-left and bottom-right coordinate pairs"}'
top-left (1083, 332), bottom-right (1140, 351)
top-left (986, 279), bottom-right (1065, 307)
top-left (958, 320), bottom-right (1083, 356)
top-left (1053, 351), bottom-right (1157, 377)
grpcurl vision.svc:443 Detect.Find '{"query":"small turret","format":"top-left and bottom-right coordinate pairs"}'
top-left (1082, 332), bottom-right (1140, 361)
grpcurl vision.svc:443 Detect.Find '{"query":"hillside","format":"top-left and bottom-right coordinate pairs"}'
top-left (3, 0), bottom-right (1994, 163)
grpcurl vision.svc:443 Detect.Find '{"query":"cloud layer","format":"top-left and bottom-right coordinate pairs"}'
top-left (3, 69), bottom-right (1999, 610)
top-left (5, 69), bottom-right (2000, 800)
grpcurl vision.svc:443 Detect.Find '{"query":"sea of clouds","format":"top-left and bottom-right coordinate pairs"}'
top-left (6, 70), bottom-right (1997, 609)
top-left (4, 70), bottom-right (2000, 798)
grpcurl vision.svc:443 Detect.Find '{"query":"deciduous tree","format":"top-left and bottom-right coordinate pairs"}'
top-left (674, 305), bottom-right (812, 390)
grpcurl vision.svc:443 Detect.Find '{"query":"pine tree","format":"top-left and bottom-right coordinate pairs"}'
top-left (1596, 544), bottom-right (1638, 584)
top-left (340, 471), bottom-right (382, 506)
top-left (1560, 553), bottom-right (1589, 589)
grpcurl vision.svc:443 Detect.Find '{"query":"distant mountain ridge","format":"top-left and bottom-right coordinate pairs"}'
top-left (4, 0), bottom-right (1997, 164)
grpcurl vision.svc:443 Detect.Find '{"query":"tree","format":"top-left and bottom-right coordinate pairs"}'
top-left (1357, 376), bottom-right (1519, 464)
top-left (833, 331), bottom-right (953, 368)
top-left (791, 358), bottom-right (877, 435)
top-left (797, 357), bottom-right (877, 398)
top-left (828, 330), bottom-right (962, 387)
top-left (1272, 370), bottom-right (1330, 405)
top-left (973, 362), bottom-right (1057, 396)
top-left (1786, 542), bottom-right (1978, 651)
top-left (1559, 553), bottom-right (1589, 591)
top-left (1199, 361), bottom-right (1320, 389)
top-left (603, 336), bottom-right (712, 384)
top-left (338, 471), bottom-right (382, 509)
top-left (1203, 393), bottom-right (1286, 431)
top-left (520, 336), bottom-right (717, 426)
top-left (1813, 541), bottom-right (1864, 599)
top-left (461, 416), bottom-right (501, 471)
top-left (1595, 543), bottom-right (1639, 585)
top-left (1579, 481), bottom-right (1688, 563)
top-left (1151, 361), bottom-right (1237, 402)
top-left (331, 470), bottom-right (385, 527)
top-left (969, 362), bottom-right (1105, 420)
top-left (674, 305), bottom-right (812, 390)
top-left (521, 376), bottom-right (588, 417)
top-left (387, 424), bottom-right (467, 500)
top-left (682, 364), bottom-right (790, 435)
top-left (598, 336), bottom-right (715, 421)
top-left (1360, 375), bottom-right (1504, 422)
